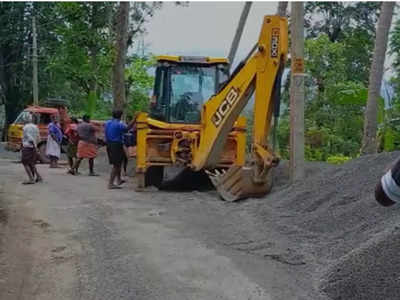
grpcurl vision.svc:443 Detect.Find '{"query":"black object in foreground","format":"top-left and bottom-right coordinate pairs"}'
top-left (375, 159), bottom-right (400, 207)
top-left (375, 181), bottom-right (396, 207)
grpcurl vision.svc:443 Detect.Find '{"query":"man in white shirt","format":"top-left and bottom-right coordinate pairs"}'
top-left (21, 113), bottom-right (42, 184)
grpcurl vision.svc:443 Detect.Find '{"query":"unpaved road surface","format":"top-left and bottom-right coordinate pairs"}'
top-left (0, 151), bottom-right (310, 300)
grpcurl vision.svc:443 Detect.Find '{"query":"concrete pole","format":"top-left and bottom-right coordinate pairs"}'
top-left (32, 15), bottom-right (39, 106)
top-left (228, 2), bottom-right (252, 69)
top-left (277, 2), bottom-right (288, 17)
top-left (289, 2), bottom-right (305, 182)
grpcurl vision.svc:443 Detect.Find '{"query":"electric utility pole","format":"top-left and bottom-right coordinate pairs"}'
top-left (289, 2), bottom-right (305, 182)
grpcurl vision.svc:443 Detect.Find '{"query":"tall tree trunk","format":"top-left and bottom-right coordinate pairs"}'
top-left (277, 2), bottom-right (288, 17)
top-left (112, 2), bottom-right (130, 111)
top-left (361, 2), bottom-right (395, 155)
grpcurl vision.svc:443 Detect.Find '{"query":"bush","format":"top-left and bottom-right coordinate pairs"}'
top-left (326, 154), bottom-right (351, 165)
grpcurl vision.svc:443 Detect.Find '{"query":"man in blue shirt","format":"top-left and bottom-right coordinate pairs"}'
top-left (105, 109), bottom-right (135, 189)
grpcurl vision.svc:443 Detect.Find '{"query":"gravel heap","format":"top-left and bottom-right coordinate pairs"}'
top-left (256, 151), bottom-right (400, 299)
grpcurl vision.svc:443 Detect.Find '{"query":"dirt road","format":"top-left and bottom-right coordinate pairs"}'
top-left (0, 154), bottom-right (311, 300)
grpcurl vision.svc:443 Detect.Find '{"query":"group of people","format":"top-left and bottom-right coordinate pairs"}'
top-left (20, 109), bottom-right (136, 189)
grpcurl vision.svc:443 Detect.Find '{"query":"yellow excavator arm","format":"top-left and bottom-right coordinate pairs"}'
top-left (190, 16), bottom-right (288, 200)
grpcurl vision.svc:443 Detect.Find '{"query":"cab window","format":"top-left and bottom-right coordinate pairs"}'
top-left (170, 65), bottom-right (216, 123)
top-left (14, 111), bottom-right (31, 124)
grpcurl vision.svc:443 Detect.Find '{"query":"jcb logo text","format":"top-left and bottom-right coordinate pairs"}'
top-left (212, 88), bottom-right (239, 127)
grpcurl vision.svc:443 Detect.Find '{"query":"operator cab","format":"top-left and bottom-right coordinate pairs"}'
top-left (150, 55), bottom-right (229, 124)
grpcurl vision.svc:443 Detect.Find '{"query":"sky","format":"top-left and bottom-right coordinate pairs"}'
top-left (144, 2), bottom-right (278, 66)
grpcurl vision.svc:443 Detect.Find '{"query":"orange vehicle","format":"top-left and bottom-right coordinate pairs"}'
top-left (7, 104), bottom-right (104, 162)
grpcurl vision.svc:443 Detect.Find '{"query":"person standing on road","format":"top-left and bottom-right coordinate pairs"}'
top-left (105, 110), bottom-right (135, 189)
top-left (65, 117), bottom-right (80, 174)
top-left (21, 113), bottom-right (43, 184)
top-left (46, 114), bottom-right (62, 168)
top-left (72, 115), bottom-right (98, 176)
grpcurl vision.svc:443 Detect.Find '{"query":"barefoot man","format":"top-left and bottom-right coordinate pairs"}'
top-left (21, 113), bottom-right (43, 184)
top-left (105, 110), bottom-right (135, 189)
top-left (73, 115), bottom-right (98, 176)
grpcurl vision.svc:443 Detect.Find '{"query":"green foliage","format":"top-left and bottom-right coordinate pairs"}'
top-left (384, 127), bottom-right (396, 152)
top-left (305, 2), bottom-right (378, 85)
top-left (276, 21), bottom-right (386, 163)
top-left (305, 145), bottom-right (325, 161)
top-left (390, 19), bottom-right (400, 70)
top-left (47, 2), bottom-right (114, 103)
top-left (303, 35), bottom-right (366, 160)
top-left (326, 154), bottom-right (351, 165)
top-left (0, 3), bottom-right (40, 128)
top-left (70, 98), bottom-right (112, 121)
top-left (305, 2), bottom-right (379, 41)
top-left (389, 19), bottom-right (400, 108)
top-left (0, 1), bottom-right (163, 135)
top-left (86, 91), bottom-right (97, 118)
top-left (377, 116), bottom-right (400, 152)
top-left (277, 116), bottom-right (290, 158)
top-left (341, 28), bottom-right (375, 83)
top-left (305, 34), bottom-right (346, 92)
top-left (126, 55), bottom-right (155, 115)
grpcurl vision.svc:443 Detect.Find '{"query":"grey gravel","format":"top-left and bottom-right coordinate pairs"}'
top-left (253, 152), bottom-right (400, 299)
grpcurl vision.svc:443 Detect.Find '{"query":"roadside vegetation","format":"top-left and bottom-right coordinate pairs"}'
top-left (271, 2), bottom-right (400, 163)
top-left (0, 2), bottom-right (158, 128)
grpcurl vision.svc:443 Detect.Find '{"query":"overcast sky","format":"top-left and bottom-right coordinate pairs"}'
top-left (144, 2), bottom-right (279, 65)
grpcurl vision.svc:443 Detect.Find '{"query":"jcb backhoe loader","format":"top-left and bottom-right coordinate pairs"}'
top-left (135, 15), bottom-right (288, 201)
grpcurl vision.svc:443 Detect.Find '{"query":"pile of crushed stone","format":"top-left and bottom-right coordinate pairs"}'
top-left (253, 151), bottom-right (400, 299)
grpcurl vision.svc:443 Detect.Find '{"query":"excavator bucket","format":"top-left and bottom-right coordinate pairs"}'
top-left (207, 166), bottom-right (273, 202)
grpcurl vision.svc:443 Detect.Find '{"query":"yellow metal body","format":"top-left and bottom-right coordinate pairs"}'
top-left (135, 113), bottom-right (246, 173)
top-left (7, 123), bottom-right (24, 151)
top-left (192, 16), bottom-right (287, 171)
top-left (136, 16), bottom-right (288, 201)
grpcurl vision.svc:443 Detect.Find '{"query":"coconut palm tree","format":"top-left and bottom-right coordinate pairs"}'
top-left (361, 2), bottom-right (395, 155)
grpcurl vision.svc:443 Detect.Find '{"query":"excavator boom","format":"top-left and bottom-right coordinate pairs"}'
top-left (192, 16), bottom-right (288, 201)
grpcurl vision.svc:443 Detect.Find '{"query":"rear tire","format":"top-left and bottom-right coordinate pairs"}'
top-left (145, 166), bottom-right (164, 188)
top-left (37, 143), bottom-right (50, 164)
